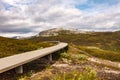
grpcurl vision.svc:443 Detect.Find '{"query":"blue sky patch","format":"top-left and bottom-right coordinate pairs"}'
top-left (76, 0), bottom-right (119, 10)
top-left (0, 1), bottom-right (14, 10)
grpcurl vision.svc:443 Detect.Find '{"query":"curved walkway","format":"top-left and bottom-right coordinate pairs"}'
top-left (0, 42), bottom-right (68, 74)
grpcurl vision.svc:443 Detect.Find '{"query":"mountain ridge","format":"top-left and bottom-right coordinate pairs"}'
top-left (38, 28), bottom-right (90, 37)
top-left (38, 28), bottom-right (120, 37)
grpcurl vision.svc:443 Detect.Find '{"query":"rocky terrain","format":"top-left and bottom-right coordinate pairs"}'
top-left (38, 28), bottom-right (89, 37)
top-left (21, 45), bottom-right (120, 80)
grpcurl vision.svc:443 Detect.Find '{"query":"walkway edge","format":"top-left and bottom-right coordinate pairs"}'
top-left (0, 42), bottom-right (68, 74)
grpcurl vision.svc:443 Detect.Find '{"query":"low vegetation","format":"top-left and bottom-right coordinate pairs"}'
top-left (55, 45), bottom-right (86, 65)
top-left (0, 36), bottom-right (54, 58)
top-left (76, 54), bottom-right (87, 61)
top-left (1, 30), bottom-right (120, 80)
top-left (31, 30), bottom-right (120, 62)
top-left (60, 52), bottom-right (71, 60)
top-left (50, 67), bottom-right (98, 80)
top-left (32, 30), bottom-right (120, 52)
top-left (1, 44), bottom-right (118, 80)
top-left (78, 46), bottom-right (120, 62)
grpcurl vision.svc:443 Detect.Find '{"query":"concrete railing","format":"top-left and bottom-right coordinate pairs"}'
top-left (0, 42), bottom-right (68, 74)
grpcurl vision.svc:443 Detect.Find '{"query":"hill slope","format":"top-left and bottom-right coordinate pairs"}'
top-left (31, 28), bottom-right (120, 62)
top-left (0, 36), bottom-right (54, 58)
top-left (32, 28), bottom-right (120, 51)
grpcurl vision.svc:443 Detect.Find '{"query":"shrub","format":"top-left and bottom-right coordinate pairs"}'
top-left (76, 54), bottom-right (87, 61)
top-left (0, 37), bottom-right (55, 58)
top-left (50, 66), bottom-right (98, 80)
top-left (60, 52), bottom-right (71, 60)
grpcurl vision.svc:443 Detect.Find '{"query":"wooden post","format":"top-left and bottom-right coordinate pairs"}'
top-left (48, 54), bottom-right (52, 62)
top-left (15, 65), bottom-right (23, 74)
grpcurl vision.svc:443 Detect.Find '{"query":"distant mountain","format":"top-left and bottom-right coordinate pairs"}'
top-left (38, 28), bottom-right (89, 37)
top-left (31, 28), bottom-right (120, 53)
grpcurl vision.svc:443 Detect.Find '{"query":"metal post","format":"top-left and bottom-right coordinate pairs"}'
top-left (15, 65), bottom-right (23, 74)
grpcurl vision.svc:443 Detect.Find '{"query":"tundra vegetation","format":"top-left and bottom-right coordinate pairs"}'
top-left (50, 67), bottom-right (98, 80)
top-left (31, 30), bottom-right (120, 62)
top-left (0, 36), bottom-right (54, 58)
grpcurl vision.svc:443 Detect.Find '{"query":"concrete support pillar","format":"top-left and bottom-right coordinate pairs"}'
top-left (48, 54), bottom-right (52, 62)
top-left (15, 65), bottom-right (23, 74)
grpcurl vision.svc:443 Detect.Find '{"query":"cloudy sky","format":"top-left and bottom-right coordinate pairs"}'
top-left (0, 0), bottom-right (120, 37)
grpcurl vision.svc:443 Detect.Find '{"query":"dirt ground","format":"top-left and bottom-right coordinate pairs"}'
top-left (30, 59), bottom-right (120, 80)
top-left (0, 49), bottom-right (120, 80)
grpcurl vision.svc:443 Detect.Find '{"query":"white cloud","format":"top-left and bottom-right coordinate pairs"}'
top-left (0, 0), bottom-right (120, 37)
top-left (0, 32), bottom-right (36, 38)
